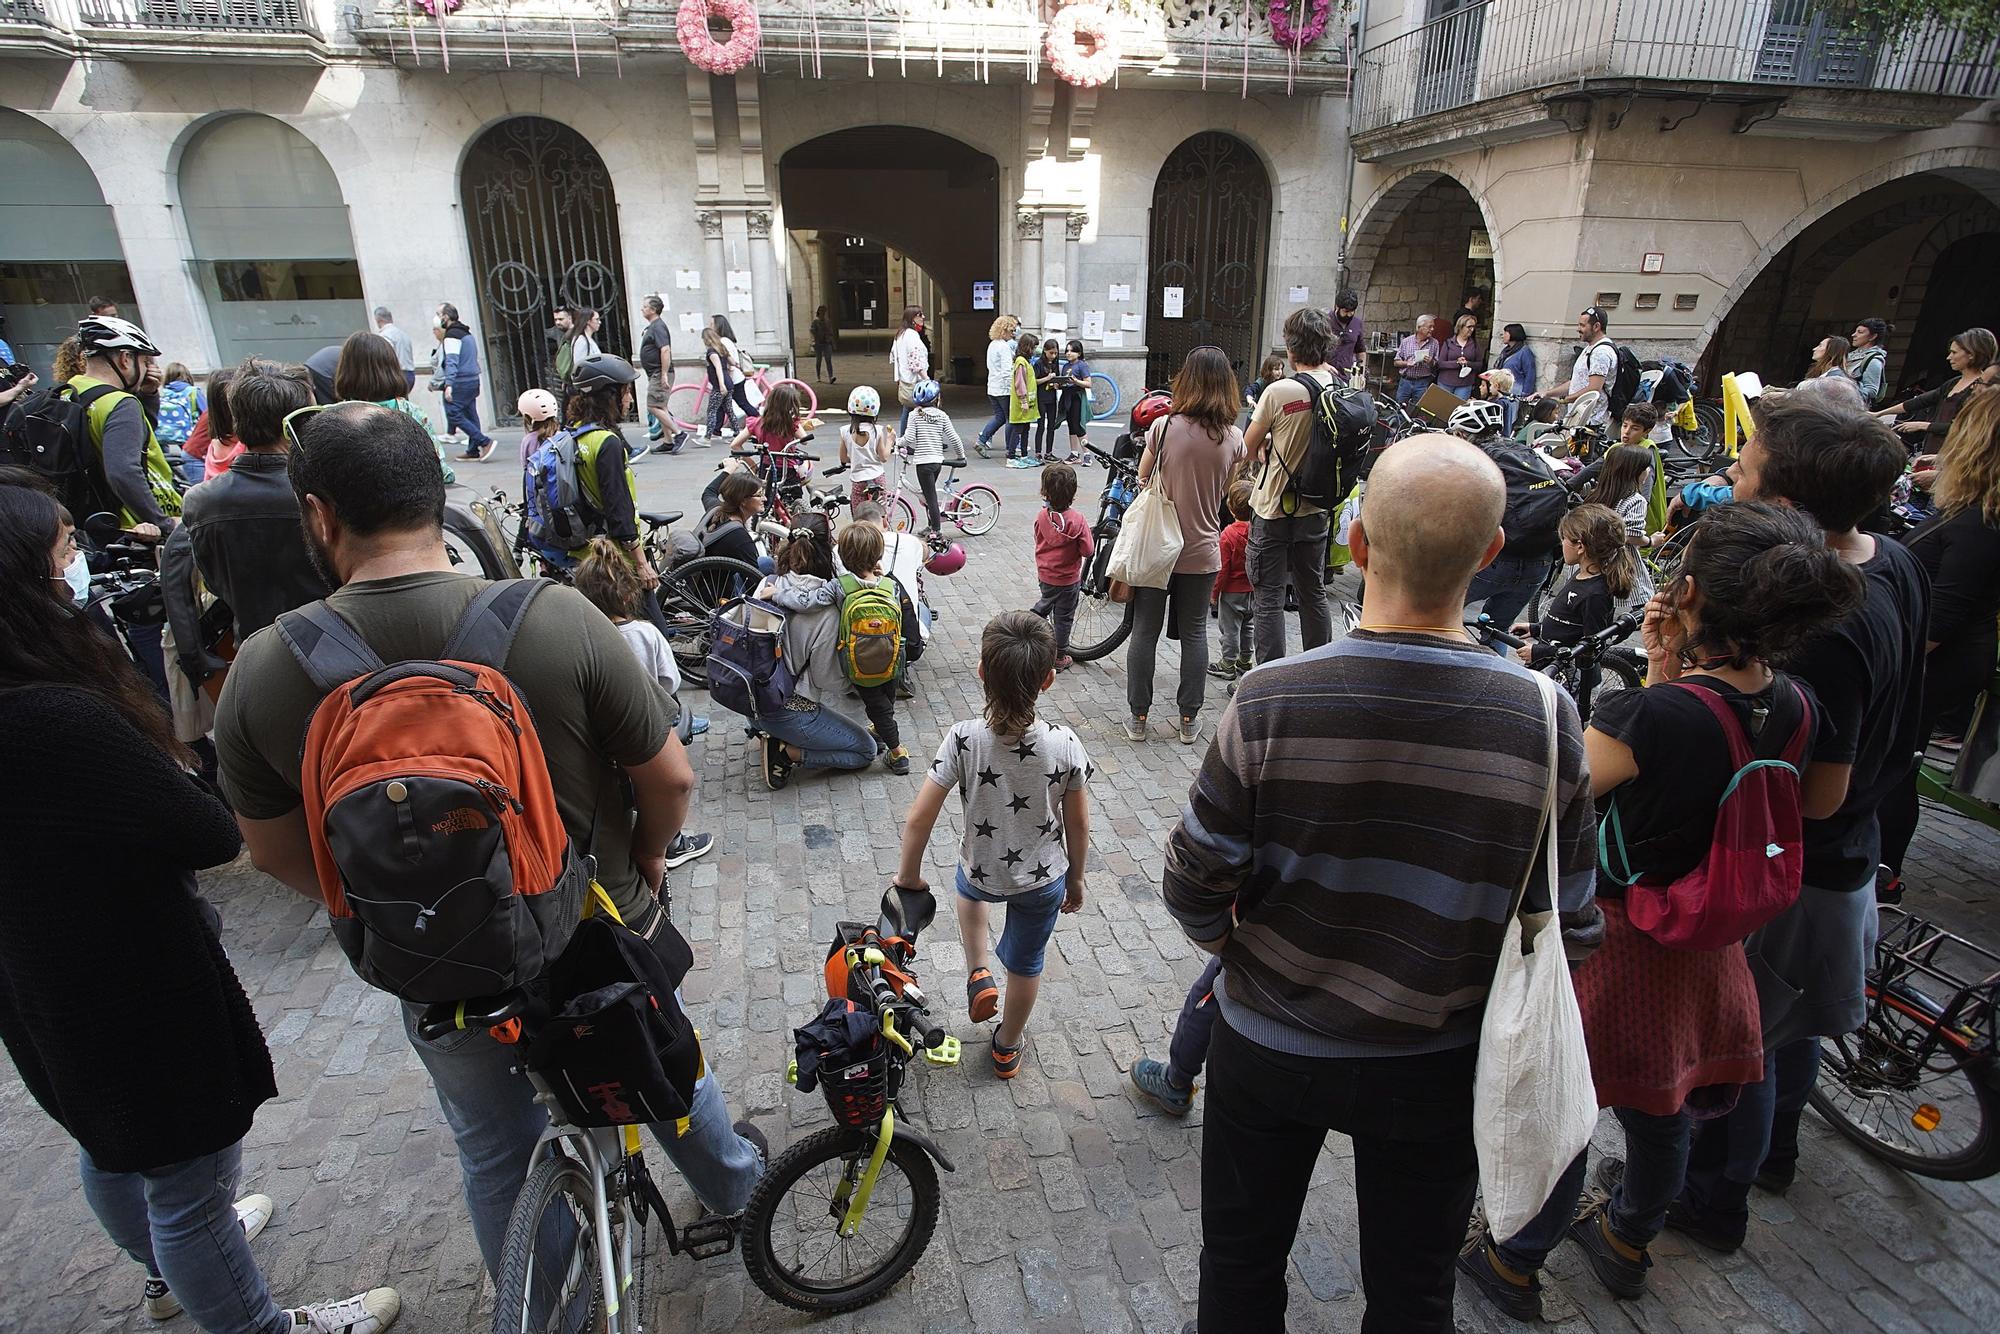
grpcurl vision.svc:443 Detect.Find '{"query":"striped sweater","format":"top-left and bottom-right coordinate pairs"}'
top-left (1164, 630), bottom-right (1603, 1058)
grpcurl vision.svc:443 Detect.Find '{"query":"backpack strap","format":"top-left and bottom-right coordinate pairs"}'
top-left (1664, 680), bottom-right (1754, 769)
top-left (277, 602), bottom-right (388, 694)
top-left (836, 573), bottom-right (860, 600)
top-left (442, 578), bottom-right (550, 671)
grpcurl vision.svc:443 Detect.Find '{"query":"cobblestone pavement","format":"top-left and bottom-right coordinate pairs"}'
top-left (6, 415), bottom-right (2000, 1333)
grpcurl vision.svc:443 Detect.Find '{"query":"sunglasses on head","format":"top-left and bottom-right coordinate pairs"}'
top-left (282, 403), bottom-right (331, 454)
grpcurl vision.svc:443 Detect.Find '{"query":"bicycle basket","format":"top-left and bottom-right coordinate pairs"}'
top-left (818, 1041), bottom-right (891, 1128)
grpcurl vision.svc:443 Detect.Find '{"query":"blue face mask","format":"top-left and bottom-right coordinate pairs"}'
top-left (62, 553), bottom-right (89, 605)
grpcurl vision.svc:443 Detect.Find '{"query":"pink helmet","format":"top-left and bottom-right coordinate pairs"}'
top-left (516, 388), bottom-right (559, 422)
top-left (923, 540), bottom-right (966, 575)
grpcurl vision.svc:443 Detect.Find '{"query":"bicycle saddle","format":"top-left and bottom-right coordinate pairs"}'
top-left (415, 989), bottom-right (530, 1041)
top-left (639, 511), bottom-right (683, 528)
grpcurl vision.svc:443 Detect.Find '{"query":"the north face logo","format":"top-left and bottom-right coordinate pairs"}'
top-left (431, 807), bottom-right (491, 835)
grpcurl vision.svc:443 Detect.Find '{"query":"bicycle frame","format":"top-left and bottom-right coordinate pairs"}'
top-left (1865, 907), bottom-right (2000, 1076)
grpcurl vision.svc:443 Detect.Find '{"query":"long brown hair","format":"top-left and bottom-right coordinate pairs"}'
top-left (1807, 334), bottom-right (1851, 380)
top-left (0, 485), bottom-right (192, 765)
top-left (755, 383), bottom-right (807, 446)
top-left (1933, 386), bottom-right (2000, 524)
top-left (1169, 346), bottom-right (1242, 439)
top-left (572, 535), bottom-right (643, 622)
top-left (1560, 503), bottom-right (1636, 600)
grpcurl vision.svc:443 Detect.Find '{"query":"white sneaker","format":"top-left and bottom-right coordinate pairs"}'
top-left (141, 1195), bottom-right (278, 1320)
top-left (286, 1288), bottom-right (401, 1333)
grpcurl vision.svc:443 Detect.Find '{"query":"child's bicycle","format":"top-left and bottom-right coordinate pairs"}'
top-left (870, 448), bottom-right (1001, 537)
top-left (740, 884), bottom-right (961, 1313)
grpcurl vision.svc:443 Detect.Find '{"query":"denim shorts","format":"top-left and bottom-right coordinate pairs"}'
top-left (954, 868), bottom-right (1065, 978)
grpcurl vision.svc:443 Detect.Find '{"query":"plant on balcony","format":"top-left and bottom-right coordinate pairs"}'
top-left (1267, 0), bottom-right (1330, 49)
top-left (1046, 4), bottom-right (1120, 87)
top-left (677, 0), bottom-right (762, 75)
top-left (416, 0), bottom-right (463, 14)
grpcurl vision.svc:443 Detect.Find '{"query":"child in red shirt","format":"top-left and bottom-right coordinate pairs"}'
top-left (1210, 480), bottom-right (1253, 679)
top-left (1029, 461), bottom-right (1095, 669)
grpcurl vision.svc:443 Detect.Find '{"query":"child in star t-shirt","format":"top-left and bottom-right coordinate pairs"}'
top-left (894, 610), bottom-right (1092, 1080)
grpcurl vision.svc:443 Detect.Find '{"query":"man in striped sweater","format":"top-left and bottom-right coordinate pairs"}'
top-left (1164, 434), bottom-right (1602, 1334)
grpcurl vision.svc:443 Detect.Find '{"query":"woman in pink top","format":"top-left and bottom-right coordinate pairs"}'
top-left (183, 366), bottom-right (244, 480)
top-left (1124, 346), bottom-right (1247, 743)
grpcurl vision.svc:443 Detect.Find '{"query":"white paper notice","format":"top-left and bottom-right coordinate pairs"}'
top-left (1162, 287), bottom-right (1184, 319)
top-left (1120, 313), bottom-right (1142, 333)
top-left (727, 292), bottom-right (753, 313)
top-left (1288, 285), bottom-right (1311, 304)
top-left (1100, 332), bottom-right (1126, 349)
top-left (1080, 310), bottom-right (1105, 339)
top-left (1044, 285), bottom-right (1067, 304)
top-left (1108, 283), bottom-right (1131, 302)
top-left (678, 312), bottom-right (703, 334)
top-left (674, 269), bottom-right (701, 290)
top-left (727, 269), bottom-right (753, 291)
top-left (1043, 311), bottom-right (1068, 331)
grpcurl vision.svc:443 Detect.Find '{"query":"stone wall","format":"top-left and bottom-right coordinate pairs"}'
top-left (1359, 176), bottom-right (1485, 345)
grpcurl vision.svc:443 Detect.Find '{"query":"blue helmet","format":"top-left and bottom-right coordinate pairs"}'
top-left (911, 378), bottom-right (941, 407)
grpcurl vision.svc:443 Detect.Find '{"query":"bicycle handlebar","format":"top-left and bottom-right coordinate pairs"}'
top-left (1466, 616), bottom-right (1525, 650)
top-left (731, 448), bottom-right (821, 462)
top-left (416, 992), bottom-right (528, 1042)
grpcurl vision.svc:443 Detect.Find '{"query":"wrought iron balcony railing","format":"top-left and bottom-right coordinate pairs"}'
top-left (76, 0), bottom-right (320, 35)
top-left (1353, 0), bottom-right (1998, 135)
top-left (0, 0), bottom-right (57, 24)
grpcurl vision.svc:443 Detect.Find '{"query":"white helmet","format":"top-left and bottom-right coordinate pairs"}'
top-left (76, 315), bottom-right (160, 359)
top-left (845, 384), bottom-right (882, 417)
top-left (517, 388), bottom-right (559, 422)
top-left (1447, 399), bottom-right (1506, 440)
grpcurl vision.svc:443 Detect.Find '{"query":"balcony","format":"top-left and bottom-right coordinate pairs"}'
top-left (73, 0), bottom-right (331, 59)
top-left (347, 0), bottom-right (623, 72)
top-left (1352, 0), bottom-right (1999, 162)
top-left (0, 0), bottom-right (84, 55)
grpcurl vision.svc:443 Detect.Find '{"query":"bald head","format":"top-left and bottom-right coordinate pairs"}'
top-left (1355, 435), bottom-right (1506, 605)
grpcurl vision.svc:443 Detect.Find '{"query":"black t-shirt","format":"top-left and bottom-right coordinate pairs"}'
top-left (639, 318), bottom-right (670, 376)
top-left (1592, 674), bottom-right (1819, 895)
top-left (1790, 535), bottom-right (1930, 889)
top-left (1532, 570), bottom-right (1613, 654)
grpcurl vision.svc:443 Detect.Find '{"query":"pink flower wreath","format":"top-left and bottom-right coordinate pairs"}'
top-left (677, 0), bottom-right (761, 76)
top-left (1045, 4), bottom-right (1120, 89)
top-left (1268, 0), bottom-right (1331, 48)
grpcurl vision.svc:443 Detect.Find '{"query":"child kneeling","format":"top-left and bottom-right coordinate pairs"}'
top-left (895, 612), bottom-right (1092, 1077)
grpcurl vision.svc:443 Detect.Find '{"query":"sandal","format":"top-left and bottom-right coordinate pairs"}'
top-left (965, 968), bottom-right (999, 1024)
top-left (991, 1035), bottom-right (1024, 1079)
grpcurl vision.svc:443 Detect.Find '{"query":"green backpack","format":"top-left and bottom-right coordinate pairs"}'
top-left (835, 574), bottom-right (903, 688)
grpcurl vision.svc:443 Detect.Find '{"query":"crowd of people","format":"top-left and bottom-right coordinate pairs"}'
top-left (0, 278), bottom-right (1994, 1334)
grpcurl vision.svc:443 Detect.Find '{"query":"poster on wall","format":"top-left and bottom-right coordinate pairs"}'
top-left (727, 269), bottom-right (753, 291)
top-left (972, 281), bottom-right (995, 311)
top-left (1162, 287), bottom-right (1184, 319)
top-left (1108, 283), bottom-right (1131, 302)
top-left (1045, 285), bottom-right (1067, 304)
top-left (675, 269), bottom-right (701, 290)
top-left (1120, 313), bottom-right (1142, 332)
top-left (1080, 310), bottom-right (1105, 339)
top-left (678, 312), bottom-right (703, 334)
top-left (1044, 311), bottom-right (1068, 331)
top-left (1287, 286), bottom-right (1311, 304)
top-left (727, 292), bottom-right (753, 313)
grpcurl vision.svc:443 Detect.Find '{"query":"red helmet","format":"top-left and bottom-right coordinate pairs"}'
top-left (1129, 390), bottom-right (1173, 435)
top-left (924, 541), bottom-right (966, 576)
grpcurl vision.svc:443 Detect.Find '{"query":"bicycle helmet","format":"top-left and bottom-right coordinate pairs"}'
top-left (569, 353), bottom-right (639, 391)
top-left (1129, 390), bottom-right (1172, 435)
top-left (76, 315), bottom-right (160, 359)
top-left (1447, 399), bottom-right (1506, 440)
top-left (910, 378), bottom-right (941, 407)
top-left (923, 540), bottom-right (966, 576)
top-left (516, 388), bottom-right (559, 422)
top-left (845, 385), bottom-right (882, 418)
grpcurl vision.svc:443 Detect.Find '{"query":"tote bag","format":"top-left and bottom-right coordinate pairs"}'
top-left (1473, 671), bottom-right (1598, 1238)
top-left (1102, 421), bottom-right (1183, 589)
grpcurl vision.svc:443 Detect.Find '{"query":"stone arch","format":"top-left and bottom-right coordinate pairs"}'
top-left (1345, 165), bottom-right (1500, 343)
top-left (1891, 200), bottom-right (2000, 373)
top-left (1146, 130), bottom-right (1272, 387)
top-left (0, 107), bottom-right (139, 370)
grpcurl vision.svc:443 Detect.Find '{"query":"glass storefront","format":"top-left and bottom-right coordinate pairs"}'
top-left (0, 110), bottom-right (139, 374)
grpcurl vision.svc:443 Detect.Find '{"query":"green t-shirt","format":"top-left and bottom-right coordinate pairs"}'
top-left (214, 571), bottom-right (672, 922)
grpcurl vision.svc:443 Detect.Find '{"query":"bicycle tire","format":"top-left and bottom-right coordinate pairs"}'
top-left (770, 377), bottom-right (820, 416)
top-left (1810, 989), bottom-right (2000, 1181)
top-left (949, 484), bottom-right (1001, 536)
top-left (1680, 399), bottom-right (1725, 462)
top-left (667, 381), bottom-right (709, 434)
top-left (887, 495), bottom-right (919, 533)
top-left (1066, 540), bottom-right (1135, 662)
top-left (740, 1123), bottom-right (941, 1313)
top-left (1088, 373), bottom-right (1119, 422)
top-left (658, 555), bottom-right (762, 689)
top-left (491, 1153), bottom-right (606, 1334)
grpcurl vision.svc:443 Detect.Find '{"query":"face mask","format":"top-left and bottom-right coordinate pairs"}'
top-left (62, 552), bottom-right (89, 605)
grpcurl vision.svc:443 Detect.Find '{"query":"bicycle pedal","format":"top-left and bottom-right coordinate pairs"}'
top-left (924, 1035), bottom-right (962, 1066)
top-left (787, 1057), bottom-right (799, 1086)
top-left (680, 1215), bottom-right (737, 1260)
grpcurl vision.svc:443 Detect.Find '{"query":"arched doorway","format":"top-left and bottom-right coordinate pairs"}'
top-left (178, 115), bottom-right (365, 366)
top-left (1346, 170), bottom-right (1493, 351)
top-left (1147, 132), bottom-right (1271, 388)
top-left (0, 109), bottom-right (141, 372)
top-left (461, 116), bottom-right (629, 422)
top-left (1899, 232), bottom-right (2000, 390)
top-left (778, 127), bottom-right (996, 388)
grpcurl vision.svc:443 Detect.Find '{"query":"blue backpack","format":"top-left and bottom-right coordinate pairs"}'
top-left (156, 381), bottom-right (203, 446)
top-left (521, 427), bottom-right (589, 565)
top-left (707, 598), bottom-right (794, 720)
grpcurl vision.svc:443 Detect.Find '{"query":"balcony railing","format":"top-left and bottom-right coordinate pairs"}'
top-left (0, 0), bottom-right (55, 23)
top-left (76, 0), bottom-right (320, 35)
top-left (1354, 0), bottom-right (1999, 134)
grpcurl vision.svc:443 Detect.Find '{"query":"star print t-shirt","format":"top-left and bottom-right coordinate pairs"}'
top-left (929, 718), bottom-right (1093, 896)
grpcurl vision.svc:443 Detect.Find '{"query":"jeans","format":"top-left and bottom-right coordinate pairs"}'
top-left (1396, 377), bottom-right (1432, 406)
top-left (853, 679), bottom-right (900, 751)
top-left (898, 401), bottom-right (914, 436)
top-left (1165, 955), bottom-right (1224, 1087)
top-left (1034, 402), bottom-right (1059, 456)
top-left (1247, 512), bottom-right (1331, 665)
top-left (729, 381), bottom-right (757, 419)
top-left (1444, 383), bottom-right (1474, 400)
top-left (79, 1142), bottom-right (289, 1334)
top-left (1005, 422), bottom-right (1030, 461)
top-left (952, 870), bottom-right (1066, 976)
top-left (1465, 550), bottom-right (1552, 646)
top-left (401, 998), bottom-right (764, 1281)
top-left (443, 382), bottom-right (491, 449)
top-left (979, 394), bottom-right (1009, 446)
top-left (814, 347), bottom-right (834, 379)
top-left (756, 699), bottom-right (876, 771)
top-left (915, 461), bottom-right (944, 531)
top-left (1032, 579), bottom-right (1081, 654)
top-left (1215, 590), bottom-right (1251, 662)
top-left (1198, 1017), bottom-right (1479, 1333)
top-left (1679, 1039), bottom-right (1818, 1231)
top-left (1495, 1107), bottom-right (1693, 1272)
top-left (1127, 570), bottom-right (1216, 721)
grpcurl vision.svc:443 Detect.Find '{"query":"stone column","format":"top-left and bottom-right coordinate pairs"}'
top-left (1016, 208), bottom-right (1044, 329)
top-left (1062, 211), bottom-right (1087, 324)
top-left (747, 207), bottom-right (784, 369)
top-left (696, 208), bottom-right (726, 330)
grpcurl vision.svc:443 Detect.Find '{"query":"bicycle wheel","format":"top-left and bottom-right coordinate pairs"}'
top-left (1088, 373), bottom-right (1120, 422)
top-left (741, 1124), bottom-right (941, 1313)
top-left (658, 556), bottom-right (762, 689)
top-left (667, 381), bottom-right (709, 434)
top-left (771, 377), bottom-right (820, 416)
top-left (1579, 649), bottom-right (1644, 725)
top-left (1676, 399), bottom-right (1724, 462)
top-left (492, 1153), bottom-right (606, 1334)
top-left (1066, 539), bottom-right (1134, 663)
top-left (887, 495), bottom-right (919, 533)
top-left (948, 484), bottom-right (1001, 536)
top-left (1811, 990), bottom-right (2000, 1180)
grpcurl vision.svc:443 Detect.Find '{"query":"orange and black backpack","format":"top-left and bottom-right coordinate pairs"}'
top-left (276, 579), bottom-right (589, 1002)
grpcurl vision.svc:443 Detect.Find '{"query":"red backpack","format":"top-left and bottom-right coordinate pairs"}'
top-left (1601, 681), bottom-right (1812, 952)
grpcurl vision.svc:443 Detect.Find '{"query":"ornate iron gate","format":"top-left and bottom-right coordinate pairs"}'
top-left (1147, 132), bottom-right (1271, 391)
top-left (461, 116), bottom-right (628, 424)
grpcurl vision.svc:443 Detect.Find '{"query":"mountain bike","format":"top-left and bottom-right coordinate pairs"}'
top-left (742, 885), bottom-right (959, 1313)
top-left (1064, 440), bottom-right (1142, 662)
top-left (415, 992), bottom-right (739, 1334)
top-left (666, 365), bottom-right (817, 437)
top-left (1468, 609), bottom-right (1645, 724)
top-left (1811, 906), bottom-right (2000, 1180)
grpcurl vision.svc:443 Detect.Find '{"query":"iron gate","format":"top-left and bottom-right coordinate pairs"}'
top-left (1147, 132), bottom-right (1271, 391)
top-left (461, 116), bottom-right (629, 425)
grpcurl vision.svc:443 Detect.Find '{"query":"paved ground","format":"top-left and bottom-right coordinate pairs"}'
top-left (5, 409), bottom-right (2000, 1333)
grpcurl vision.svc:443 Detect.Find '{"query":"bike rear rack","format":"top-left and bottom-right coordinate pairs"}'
top-left (1872, 906), bottom-right (2000, 1066)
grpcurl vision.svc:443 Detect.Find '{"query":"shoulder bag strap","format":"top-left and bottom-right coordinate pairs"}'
top-left (1509, 672), bottom-right (1563, 922)
top-left (442, 578), bottom-right (549, 670)
top-left (276, 601), bottom-right (387, 694)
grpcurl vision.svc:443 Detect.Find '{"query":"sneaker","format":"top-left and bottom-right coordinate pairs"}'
top-left (1054, 654), bottom-right (1074, 672)
top-left (1755, 1163), bottom-right (1796, 1195)
top-left (1457, 1231), bottom-right (1543, 1322)
top-left (884, 746), bottom-right (911, 776)
top-left (1177, 717), bottom-right (1200, 745)
top-left (1875, 863), bottom-right (1903, 905)
top-left (1130, 1059), bottom-right (1195, 1116)
top-left (694, 434), bottom-right (714, 449)
top-left (1206, 661), bottom-right (1238, 681)
top-left (663, 831), bottom-right (715, 868)
top-left (236, 1193), bottom-right (274, 1243)
top-left (1566, 1207), bottom-right (1650, 1299)
top-left (143, 1277), bottom-right (178, 1321)
top-left (285, 1288), bottom-right (400, 1333)
top-left (976, 441), bottom-right (992, 458)
top-left (142, 1195), bottom-right (274, 1320)
top-left (649, 440), bottom-right (678, 456)
top-left (1123, 716), bottom-right (1148, 742)
top-left (646, 422), bottom-right (665, 442)
top-left (687, 715), bottom-right (711, 738)
top-left (761, 736), bottom-right (793, 791)
top-left (733, 1119), bottom-right (770, 1165)
top-left (1663, 1196), bottom-right (1745, 1253)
